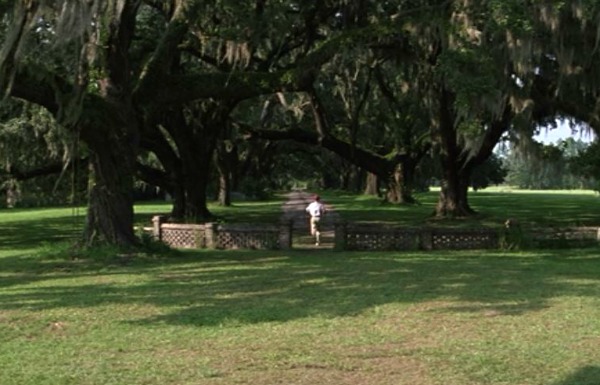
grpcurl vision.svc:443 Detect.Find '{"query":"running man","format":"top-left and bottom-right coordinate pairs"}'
top-left (305, 194), bottom-right (326, 246)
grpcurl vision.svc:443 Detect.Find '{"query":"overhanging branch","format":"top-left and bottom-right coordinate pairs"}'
top-left (244, 126), bottom-right (404, 177)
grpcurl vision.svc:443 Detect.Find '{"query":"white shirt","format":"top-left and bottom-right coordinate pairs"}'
top-left (306, 201), bottom-right (325, 217)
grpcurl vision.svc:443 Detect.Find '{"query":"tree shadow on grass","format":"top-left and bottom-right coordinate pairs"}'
top-left (1, 249), bottom-right (600, 327)
top-left (551, 366), bottom-right (600, 385)
top-left (0, 215), bottom-right (83, 251)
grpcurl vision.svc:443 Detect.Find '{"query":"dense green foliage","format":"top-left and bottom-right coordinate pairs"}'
top-left (1, 1), bottom-right (600, 243)
top-left (570, 140), bottom-right (600, 191)
top-left (0, 99), bottom-right (84, 207)
top-left (502, 137), bottom-right (597, 190)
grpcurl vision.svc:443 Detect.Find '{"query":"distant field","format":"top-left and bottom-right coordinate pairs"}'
top-left (317, 188), bottom-right (600, 228)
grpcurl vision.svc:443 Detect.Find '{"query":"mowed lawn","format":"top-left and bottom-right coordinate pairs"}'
top-left (319, 188), bottom-right (600, 228)
top-left (1, 192), bottom-right (600, 385)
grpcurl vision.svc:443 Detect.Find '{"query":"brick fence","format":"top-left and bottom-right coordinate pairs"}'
top-left (334, 223), bottom-right (499, 251)
top-left (147, 216), bottom-right (600, 251)
top-left (150, 216), bottom-right (292, 250)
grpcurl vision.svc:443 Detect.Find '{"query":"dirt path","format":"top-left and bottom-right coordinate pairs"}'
top-left (280, 190), bottom-right (340, 249)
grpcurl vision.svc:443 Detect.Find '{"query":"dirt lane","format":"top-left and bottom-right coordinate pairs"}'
top-left (280, 190), bottom-right (339, 249)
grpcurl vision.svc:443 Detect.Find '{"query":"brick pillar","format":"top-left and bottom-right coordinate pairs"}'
top-left (152, 215), bottom-right (165, 241)
top-left (279, 220), bottom-right (293, 249)
top-left (420, 228), bottom-right (433, 250)
top-left (205, 222), bottom-right (217, 249)
top-left (334, 221), bottom-right (347, 251)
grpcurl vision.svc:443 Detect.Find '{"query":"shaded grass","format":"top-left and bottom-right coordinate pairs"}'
top-left (0, 207), bottom-right (84, 252)
top-left (2, 206), bottom-right (600, 384)
top-left (133, 194), bottom-right (287, 227)
top-left (2, 246), bottom-right (600, 385)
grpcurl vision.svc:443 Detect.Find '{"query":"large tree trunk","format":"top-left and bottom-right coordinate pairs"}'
top-left (177, 128), bottom-right (216, 222)
top-left (353, 167), bottom-right (365, 193)
top-left (137, 101), bottom-right (234, 222)
top-left (170, 184), bottom-right (186, 220)
top-left (80, 80), bottom-right (140, 246)
top-left (435, 147), bottom-right (475, 216)
top-left (385, 163), bottom-right (418, 204)
top-left (5, 179), bottom-right (20, 208)
top-left (171, 101), bottom-right (233, 221)
top-left (83, 126), bottom-right (138, 246)
top-left (433, 89), bottom-right (474, 217)
top-left (215, 140), bottom-right (236, 206)
top-left (364, 172), bottom-right (379, 196)
top-left (435, 165), bottom-right (474, 217)
top-left (182, 166), bottom-right (214, 222)
top-left (385, 167), bottom-right (404, 203)
top-left (82, 1), bottom-right (141, 246)
top-left (217, 172), bottom-right (231, 206)
top-left (433, 89), bottom-right (512, 217)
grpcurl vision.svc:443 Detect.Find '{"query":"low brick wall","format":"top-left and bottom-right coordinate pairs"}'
top-left (216, 223), bottom-right (280, 249)
top-left (150, 216), bottom-right (292, 250)
top-left (147, 216), bottom-right (600, 251)
top-left (160, 223), bottom-right (207, 249)
top-left (335, 223), bottom-right (499, 251)
top-left (531, 226), bottom-right (600, 247)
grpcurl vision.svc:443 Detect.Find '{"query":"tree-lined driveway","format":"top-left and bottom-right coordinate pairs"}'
top-left (280, 190), bottom-right (340, 249)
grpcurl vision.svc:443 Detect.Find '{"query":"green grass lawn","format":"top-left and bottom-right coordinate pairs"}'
top-left (318, 188), bottom-right (600, 229)
top-left (1, 192), bottom-right (600, 384)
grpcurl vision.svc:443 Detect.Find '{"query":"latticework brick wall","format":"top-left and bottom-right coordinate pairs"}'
top-left (160, 223), bottom-right (206, 249)
top-left (339, 224), bottom-right (599, 251)
top-left (216, 224), bottom-right (279, 249)
top-left (344, 226), bottom-right (420, 250)
top-left (149, 216), bottom-right (599, 251)
top-left (531, 226), bottom-right (600, 247)
top-left (430, 228), bottom-right (498, 250)
top-left (340, 224), bottom-right (499, 251)
top-left (150, 216), bottom-right (288, 250)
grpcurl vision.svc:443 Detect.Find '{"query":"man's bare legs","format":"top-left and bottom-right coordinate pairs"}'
top-left (310, 217), bottom-right (321, 246)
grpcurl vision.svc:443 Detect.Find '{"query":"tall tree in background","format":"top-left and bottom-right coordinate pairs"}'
top-left (571, 140), bottom-right (600, 191)
top-left (246, 3), bottom-right (442, 204)
top-left (0, 99), bottom-right (78, 207)
top-left (1, 1), bottom-right (146, 245)
top-left (2, 0), bottom-right (600, 241)
top-left (503, 2), bottom-right (600, 191)
top-left (0, 1), bottom-right (335, 244)
top-left (504, 138), bottom-right (595, 190)
top-left (536, 1), bottom-right (600, 137)
top-left (135, 1), bottom-right (347, 219)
